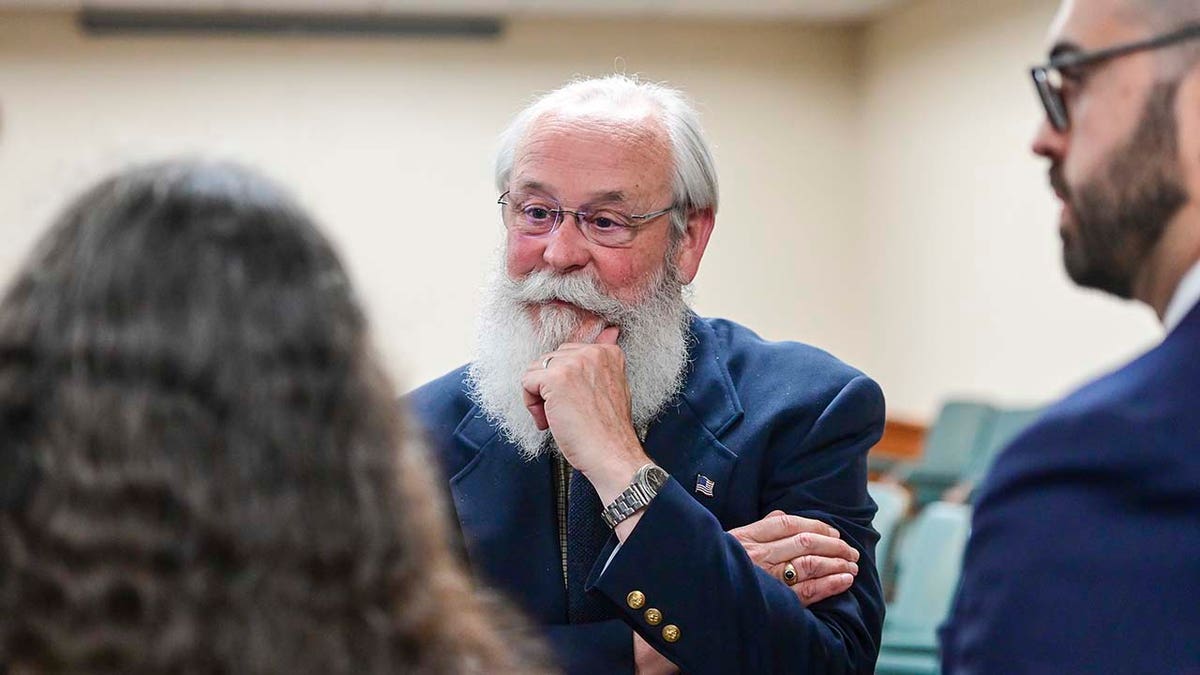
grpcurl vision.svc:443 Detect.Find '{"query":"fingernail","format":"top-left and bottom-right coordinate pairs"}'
top-left (849, 562), bottom-right (859, 575)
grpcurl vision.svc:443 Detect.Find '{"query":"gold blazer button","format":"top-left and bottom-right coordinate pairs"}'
top-left (626, 590), bottom-right (646, 609)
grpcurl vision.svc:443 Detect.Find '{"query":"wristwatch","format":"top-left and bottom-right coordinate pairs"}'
top-left (601, 463), bottom-right (670, 529)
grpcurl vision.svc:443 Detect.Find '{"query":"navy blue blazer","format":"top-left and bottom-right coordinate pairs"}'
top-left (941, 303), bottom-right (1200, 673)
top-left (409, 316), bottom-right (885, 674)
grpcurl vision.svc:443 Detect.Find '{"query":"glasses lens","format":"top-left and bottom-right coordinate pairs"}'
top-left (1032, 67), bottom-right (1069, 131)
top-left (506, 194), bottom-right (559, 235)
top-left (581, 210), bottom-right (637, 247)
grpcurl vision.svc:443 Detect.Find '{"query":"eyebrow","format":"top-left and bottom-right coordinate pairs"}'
top-left (513, 181), bottom-right (629, 204)
top-left (1049, 41), bottom-right (1082, 62)
top-left (515, 180), bottom-right (555, 196)
top-left (588, 190), bottom-right (628, 204)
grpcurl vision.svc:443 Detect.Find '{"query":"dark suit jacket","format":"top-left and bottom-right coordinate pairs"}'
top-left (409, 316), bottom-right (885, 674)
top-left (941, 303), bottom-right (1200, 673)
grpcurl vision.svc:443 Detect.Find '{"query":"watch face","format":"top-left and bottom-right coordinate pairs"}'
top-left (643, 466), bottom-right (669, 490)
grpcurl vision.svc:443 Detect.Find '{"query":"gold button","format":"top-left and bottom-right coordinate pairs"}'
top-left (662, 624), bottom-right (680, 643)
top-left (626, 590), bottom-right (646, 609)
top-left (644, 608), bottom-right (663, 626)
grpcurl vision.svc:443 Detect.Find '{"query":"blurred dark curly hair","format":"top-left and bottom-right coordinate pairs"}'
top-left (0, 160), bottom-right (545, 674)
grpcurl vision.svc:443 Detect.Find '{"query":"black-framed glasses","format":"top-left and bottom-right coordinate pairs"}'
top-left (497, 190), bottom-right (675, 248)
top-left (1031, 22), bottom-right (1200, 131)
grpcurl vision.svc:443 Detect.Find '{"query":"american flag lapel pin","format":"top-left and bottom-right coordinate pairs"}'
top-left (695, 474), bottom-right (715, 497)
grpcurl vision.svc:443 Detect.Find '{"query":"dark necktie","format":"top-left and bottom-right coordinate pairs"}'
top-left (566, 468), bottom-right (612, 623)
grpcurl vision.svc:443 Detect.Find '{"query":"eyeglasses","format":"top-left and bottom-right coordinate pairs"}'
top-left (497, 190), bottom-right (676, 248)
top-left (1031, 22), bottom-right (1200, 132)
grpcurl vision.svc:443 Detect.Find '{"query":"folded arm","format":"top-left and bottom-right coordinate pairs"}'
top-left (591, 376), bottom-right (886, 674)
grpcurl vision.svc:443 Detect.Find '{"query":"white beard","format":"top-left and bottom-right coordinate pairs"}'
top-left (466, 261), bottom-right (692, 460)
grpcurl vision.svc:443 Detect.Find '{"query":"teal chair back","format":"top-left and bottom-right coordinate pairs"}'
top-left (960, 407), bottom-right (1042, 497)
top-left (875, 502), bottom-right (971, 675)
top-left (867, 480), bottom-right (911, 590)
top-left (881, 501), bottom-right (971, 649)
top-left (907, 401), bottom-right (996, 506)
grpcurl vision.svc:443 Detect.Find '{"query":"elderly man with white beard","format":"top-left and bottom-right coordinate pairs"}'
top-left (409, 75), bottom-right (885, 675)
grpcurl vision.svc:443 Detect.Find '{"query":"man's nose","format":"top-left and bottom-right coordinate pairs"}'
top-left (1031, 117), bottom-right (1067, 161)
top-left (541, 212), bottom-right (592, 273)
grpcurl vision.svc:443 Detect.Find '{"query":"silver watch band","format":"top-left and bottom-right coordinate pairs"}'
top-left (601, 463), bottom-right (666, 529)
top-left (601, 482), bottom-right (658, 528)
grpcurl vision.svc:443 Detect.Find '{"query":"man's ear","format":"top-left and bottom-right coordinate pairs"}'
top-left (673, 207), bottom-right (715, 285)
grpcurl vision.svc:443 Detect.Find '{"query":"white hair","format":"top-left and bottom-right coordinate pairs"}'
top-left (493, 75), bottom-right (719, 237)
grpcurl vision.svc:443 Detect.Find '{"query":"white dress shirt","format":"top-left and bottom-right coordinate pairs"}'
top-left (1162, 260), bottom-right (1200, 334)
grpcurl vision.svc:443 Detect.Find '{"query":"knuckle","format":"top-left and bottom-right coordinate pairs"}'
top-left (796, 532), bottom-right (814, 550)
top-left (800, 555), bottom-right (820, 577)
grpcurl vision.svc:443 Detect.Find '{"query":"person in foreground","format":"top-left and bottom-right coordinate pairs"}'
top-left (0, 160), bottom-right (545, 674)
top-left (941, 1), bottom-right (1200, 672)
top-left (409, 75), bottom-right (886, 674)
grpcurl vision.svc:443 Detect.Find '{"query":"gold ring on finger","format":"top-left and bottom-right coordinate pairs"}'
top-left (783, 562), bottom-right (799, 585)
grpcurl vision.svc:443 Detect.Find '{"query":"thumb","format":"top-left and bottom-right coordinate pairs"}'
top-left (596, 325), bottom-right (621, 345)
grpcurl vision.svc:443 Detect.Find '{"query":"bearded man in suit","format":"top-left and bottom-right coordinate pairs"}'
top-left (411, 75), bottom-right (885, 675)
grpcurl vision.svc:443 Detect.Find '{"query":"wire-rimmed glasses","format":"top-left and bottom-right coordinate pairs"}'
top-left (497, 190), bottom-right (675, 248)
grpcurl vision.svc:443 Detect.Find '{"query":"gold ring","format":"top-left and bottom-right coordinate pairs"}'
top-left (542, 356), bottom-right (554, 370)
top-left (783, 562), bottom-right (798, 586)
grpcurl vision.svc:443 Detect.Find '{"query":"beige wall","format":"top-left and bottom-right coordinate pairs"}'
top-left (0, 12), bottom-right (865, 391)
top-left (0, 2), bottom-right (1168, 421)
top-left (858, 0), bottom-right (1161, 419)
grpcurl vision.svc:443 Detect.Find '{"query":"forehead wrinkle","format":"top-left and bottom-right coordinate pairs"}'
top-left (510, 113), bottom-right (673, 206)
top-left (510, 182), bottom-right (627, 205)
top-left (516, 119), bottom-right (669, 169)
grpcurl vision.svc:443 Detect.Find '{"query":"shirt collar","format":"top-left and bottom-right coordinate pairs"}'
top-left (1162, 259), bottom-right (1200, 334)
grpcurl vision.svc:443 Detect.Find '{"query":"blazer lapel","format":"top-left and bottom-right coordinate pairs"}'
top-left (643, 316), bottom-right (742, 523)
top-left (449, 409), bottom-right (567, 623)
